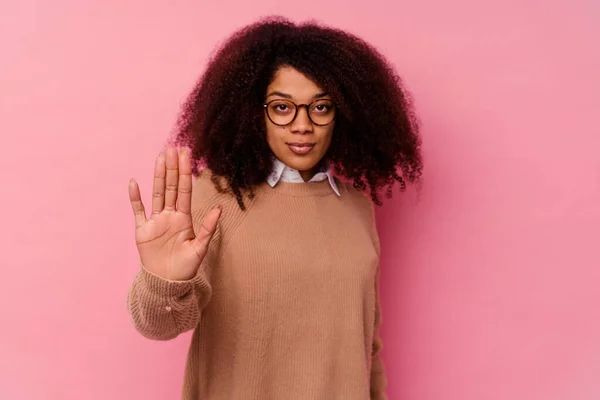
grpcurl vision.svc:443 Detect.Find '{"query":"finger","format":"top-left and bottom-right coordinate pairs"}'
top-left (128, 178), bottom-right (147, 228)
top-left (152, 152), bottom-right (166, 214)
top-left (164, 146), bottom-right (179, 211)
top-left (177, 148), bottom-right (193, 215)
top-left (192, 206), bottom-right (222, 254)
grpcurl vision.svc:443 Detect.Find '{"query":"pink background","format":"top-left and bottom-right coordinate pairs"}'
top-left (1, 1), bottom-right (599, 399)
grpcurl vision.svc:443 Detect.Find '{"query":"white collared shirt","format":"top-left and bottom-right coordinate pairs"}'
top-left (266, 158), bottom-right (341, 196)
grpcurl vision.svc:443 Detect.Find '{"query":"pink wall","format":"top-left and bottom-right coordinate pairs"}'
top-left (1, 1), bottom-right (599, 399)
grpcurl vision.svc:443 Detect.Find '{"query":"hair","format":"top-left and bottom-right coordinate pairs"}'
top-left (172, 16), bottom-right (423, 210)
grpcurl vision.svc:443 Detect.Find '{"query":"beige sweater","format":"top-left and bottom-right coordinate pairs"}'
top-left (127, 169), bottom-right (387, 399)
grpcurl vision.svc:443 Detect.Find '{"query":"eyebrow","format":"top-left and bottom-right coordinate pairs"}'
top-left (265, 91), bottom-right (329, 100)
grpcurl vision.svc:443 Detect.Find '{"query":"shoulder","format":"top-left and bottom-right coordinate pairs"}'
top-left (341, 181), bottom-right (380, 251)
top-left (191, 168), bottom-right (238, 217)
top-left (191, 169), bottom-right (254, 254)
top-left (191, 168), bottom-right (248, 236)
top-left (192, 168), bottom-right (224, 197)
top-left (340, 181), bottom-right (375, 216)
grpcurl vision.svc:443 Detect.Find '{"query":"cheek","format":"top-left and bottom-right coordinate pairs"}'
top-left (265, 123), bottom-right (287, 150)
top-left (319, 126), bottom-right (335, 150)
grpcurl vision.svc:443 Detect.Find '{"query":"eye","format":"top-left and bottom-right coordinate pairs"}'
top-left (311, 101), bottom-right (333, 114)
top-left (269, 100), bottom-right (295, 115)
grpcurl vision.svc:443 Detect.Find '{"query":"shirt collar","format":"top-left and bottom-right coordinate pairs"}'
top-left (266, 157), bottom-right (341, 196)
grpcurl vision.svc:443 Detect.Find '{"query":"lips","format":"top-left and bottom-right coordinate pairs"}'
top-left (287, 142), bottom-right (315, 155)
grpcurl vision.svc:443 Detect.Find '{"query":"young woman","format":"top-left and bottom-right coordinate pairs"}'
top-left (127, 17), bottom-right (422, 400)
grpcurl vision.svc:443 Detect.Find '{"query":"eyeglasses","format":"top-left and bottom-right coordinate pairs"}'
top-left (263, 98), bottom-right (336, 127)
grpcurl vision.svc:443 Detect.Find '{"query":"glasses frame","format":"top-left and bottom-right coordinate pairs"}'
top-left (262, 98), bottom-right (336, 127)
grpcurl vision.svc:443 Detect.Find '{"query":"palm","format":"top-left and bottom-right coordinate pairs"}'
top-left (128, 146), bottom-right (221, 281)
top-left (135, 210), bottom-right (199, 279)
top-left (136, 210), bottom-right (194, 246)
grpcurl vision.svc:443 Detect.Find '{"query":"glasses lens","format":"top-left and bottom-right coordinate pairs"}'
top-left (267, 100), bottom-right (296, 125)
top-left (309, 99), bottom-right (335, 125)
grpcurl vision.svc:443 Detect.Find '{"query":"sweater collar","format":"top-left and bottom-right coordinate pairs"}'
top-left (266, 157), bottom-right (341, 197)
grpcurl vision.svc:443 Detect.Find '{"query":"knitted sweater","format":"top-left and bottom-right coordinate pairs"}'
top-left (127, 169), bottom-right (387, 400)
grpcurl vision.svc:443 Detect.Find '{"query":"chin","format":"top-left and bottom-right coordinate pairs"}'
top-left (283, 158), bottom-right (314, 170)
top-left (285, 154), bottom-right (322, 170)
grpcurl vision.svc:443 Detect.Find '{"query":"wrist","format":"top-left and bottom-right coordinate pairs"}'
top-left (139, 263), bottom-right (195, 297)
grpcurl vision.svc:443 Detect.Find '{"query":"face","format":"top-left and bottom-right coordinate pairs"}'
top-left (264, 66), bottom-right (335, 181)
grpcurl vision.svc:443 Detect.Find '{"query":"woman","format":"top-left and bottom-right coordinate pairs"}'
top-left (127, 17), bottom-right (422, 400)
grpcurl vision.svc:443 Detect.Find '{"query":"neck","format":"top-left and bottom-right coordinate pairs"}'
top-left (300, 157), bottom-right (329, 181)
top-left (299, 168), bottom-right (318, 182)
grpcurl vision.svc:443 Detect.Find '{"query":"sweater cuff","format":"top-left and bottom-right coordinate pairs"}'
top-left (140, 263), bottom-right (195, 299)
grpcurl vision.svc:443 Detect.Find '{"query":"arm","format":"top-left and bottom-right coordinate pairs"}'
top-left (127, 265), bottom-right (206, 340)
top-left (342, 183), bottom-right (388, 397)
top-left (126, 148), bottom-right (223, 340)
top-left (366, 195), bottom-right (387, 399)
top-left (126, 219), bottom-right (220, 340)
top-left (370, 263), bottom-right (387, 399)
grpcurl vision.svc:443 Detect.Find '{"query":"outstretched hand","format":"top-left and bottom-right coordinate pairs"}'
top-left (128, 146), bottom-right (221, 281)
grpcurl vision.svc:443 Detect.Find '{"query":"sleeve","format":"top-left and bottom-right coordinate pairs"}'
top-left (366, 195), bottom-right (387, 399)
top-left (370, 262), bottom-right (387, 399)
top-left (126, 172), bottom-right (222, 340)
top-left (126, 261), bottom-right (212, 340)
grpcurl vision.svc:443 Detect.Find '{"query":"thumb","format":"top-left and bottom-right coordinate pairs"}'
top-left (191, 205), bottom-right (222, 255)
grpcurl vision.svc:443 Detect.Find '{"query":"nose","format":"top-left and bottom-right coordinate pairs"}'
top-left (290, 106), bottom-right (313, 134)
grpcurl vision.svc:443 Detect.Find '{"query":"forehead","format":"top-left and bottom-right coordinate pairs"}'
top-left (267, 66), bottom-right (324, 99)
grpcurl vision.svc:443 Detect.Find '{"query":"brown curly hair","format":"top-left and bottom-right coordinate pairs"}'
top-left (172, 16), bottom-right (423, 210)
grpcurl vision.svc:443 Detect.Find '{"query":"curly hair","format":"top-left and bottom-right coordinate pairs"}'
top-left (172, 16), bottom-right (423, 210)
